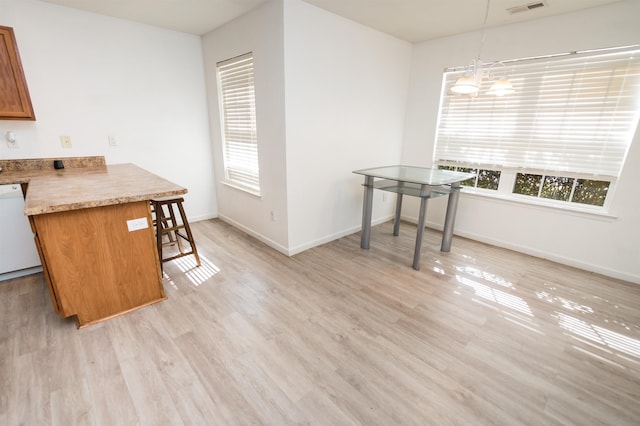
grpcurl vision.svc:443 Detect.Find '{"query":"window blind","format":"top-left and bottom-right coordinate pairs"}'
top-left (434, 48), bottom-right (640, 177)
top-left (217, 52), bottom-right (260, 192)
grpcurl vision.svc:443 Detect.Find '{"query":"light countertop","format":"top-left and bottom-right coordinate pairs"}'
top-left (0, 156), bottom-right (107, 184)
top-left (24, 164), bottom-right (186, 215)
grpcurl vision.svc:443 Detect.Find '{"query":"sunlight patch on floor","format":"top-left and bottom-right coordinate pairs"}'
top-left (455, 265), bottom-right (514, 288)
top-left (430, 259), bottom-right (447, 275)
top-left (556, 311), bottom-right (640, 360)
top-left (536, 291), bottom-right (594, 314)
top-left (455, 274), bottom-right (533, 317)
top-left (163, 255), bottom-right (220, 287)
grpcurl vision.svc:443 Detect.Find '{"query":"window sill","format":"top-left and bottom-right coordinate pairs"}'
top-left (461, 187), bottom-right (618, 220)
top-left (221, 181), bottom-right (262, 198)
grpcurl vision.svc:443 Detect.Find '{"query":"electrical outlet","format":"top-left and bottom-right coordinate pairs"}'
top-left (108, 135), bottom-right (118, 147)
top-left (60, 135), bottom-right (72, 148)
top-left (270, 210), bottom-right (276, 222)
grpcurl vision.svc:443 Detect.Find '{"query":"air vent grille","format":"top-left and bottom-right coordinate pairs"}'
top-left (507, 1), bottom-right (546, 14)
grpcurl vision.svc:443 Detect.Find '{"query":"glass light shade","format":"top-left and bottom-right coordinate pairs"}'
top-left (450, 74), bottom-right (480, 94)
top-left (487, 78), bottom-right (515, 96)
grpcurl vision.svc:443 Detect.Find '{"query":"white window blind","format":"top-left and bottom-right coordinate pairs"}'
top-left (435, 48), bottom-right (640, 177)
top-left (217, 52), bottom-right (260, 193)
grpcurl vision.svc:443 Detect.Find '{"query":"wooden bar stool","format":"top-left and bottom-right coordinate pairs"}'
top-left (150, 197), bottom-right (201, 270)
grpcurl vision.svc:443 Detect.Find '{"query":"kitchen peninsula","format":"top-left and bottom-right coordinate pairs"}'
top-left (0, 156), bottom-right (186, 327)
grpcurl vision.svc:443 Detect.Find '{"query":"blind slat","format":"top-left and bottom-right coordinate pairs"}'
top-left (435, 49), bottom-right (640, 176)
top-left (217, 52), bottom-right (260, 192)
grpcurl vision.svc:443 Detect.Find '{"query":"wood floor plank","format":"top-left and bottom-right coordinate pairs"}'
top-left (107, 314), bottom-right (184, 425)
top-left (9, 351), bottom-right (51, 424)
top-left (49, 379), bottom-right (94, 426)
top-left (174, 330), bottom-right (264, 425)
top-left (224, 353), bottom-right (311, 424)
top-left (1, 218), bottom-right (639, 425)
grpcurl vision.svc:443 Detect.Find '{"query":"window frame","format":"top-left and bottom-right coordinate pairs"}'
top-left (216, 52), bottom-right (261, 196)
top-left (433, 46), bottom-right (640, 213)
top-left (438, 161), bottom-right (618, 214)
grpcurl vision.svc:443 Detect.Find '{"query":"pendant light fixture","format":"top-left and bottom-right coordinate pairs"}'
top-left (486, 77), bottom-right (515, 96)
top-left (450, 0), bottom-right (514, 96)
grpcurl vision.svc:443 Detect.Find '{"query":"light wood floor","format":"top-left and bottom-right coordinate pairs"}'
top-left (1, 219), bottom-right (639, 425)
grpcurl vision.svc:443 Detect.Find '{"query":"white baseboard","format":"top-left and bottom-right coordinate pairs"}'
top-left (217, 214), bottom-right (290, 256)
top-left (455, 228), bottom-right (640, 285)
top-left (287, 214), bottom-right (394, 256)
top-left (189, 213), bottom-right (218, 223)
top-left (0, 266), bottom-right (43, 283)
top-left (217, 214), bottom-right (394, 257)
top-left (210, 212), bottom-right (640, 284)
top-left (400, 214), bottom-right (640, 285)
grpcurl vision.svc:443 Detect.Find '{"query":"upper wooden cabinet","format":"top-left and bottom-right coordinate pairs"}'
top-left (0, 26), bottom-right (35, 120)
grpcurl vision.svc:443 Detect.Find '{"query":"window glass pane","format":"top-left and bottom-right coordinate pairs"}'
top-left (541, 176), bottom-right (574, 201)
top-left (477, 169), bottom-right (501, 190)
top-left (457, 168), bottom-right (477, 187)
top-left (513, 173), bottom-right (542, 196)
top-left (572, 179), bottom-right (609, 207)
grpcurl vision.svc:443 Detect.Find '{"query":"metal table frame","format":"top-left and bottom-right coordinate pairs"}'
top-left (353, 165), bottom-right (475, 270)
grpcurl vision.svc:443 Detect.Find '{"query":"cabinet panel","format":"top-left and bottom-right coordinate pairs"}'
top-left (32, 232), bottom-right (61, 315)
top-left (32, 201), bottom-right (166, 327)
top-left (0, 26), bottom-right (35, 120)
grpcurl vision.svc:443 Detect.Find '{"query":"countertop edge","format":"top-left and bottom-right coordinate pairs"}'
top-left (19, 163), bottom-right (188, 216)
top-left (24, 189), bottom-right (187, 216)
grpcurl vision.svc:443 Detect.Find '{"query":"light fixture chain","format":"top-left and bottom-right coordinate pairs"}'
top-left (478, 0), bottom-right (490, 60)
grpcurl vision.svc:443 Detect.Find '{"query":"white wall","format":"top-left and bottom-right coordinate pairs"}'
top-left (21, 0), bottom-right (634, 282)
top-left (401, 0), bottom-right (640, 283)
top-left (283, 0), bottom-right (412, 253)
top-left (0, 0), bottom-right (216, 221)
top-left (201, 0), bottom-right (289, 251)
top-left (202, 0), bottom-right (411, 255)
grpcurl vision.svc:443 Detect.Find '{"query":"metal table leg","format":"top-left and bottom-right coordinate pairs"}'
top-left (412, 185), bottom-right (431, 270)
top-left (441, 183), bottom-right (461, 252)
top-left (360, 175), bottom-right (374, 249)
top-left (393, 193), bottom-right (403, 236)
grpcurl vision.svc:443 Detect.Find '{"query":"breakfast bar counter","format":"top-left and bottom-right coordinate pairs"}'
top-left (24, 163), bottom-right (186, 215)
top-left (0, 156), bottom-right (186, 327)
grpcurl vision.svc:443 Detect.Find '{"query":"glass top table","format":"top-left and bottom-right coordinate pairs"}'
top-left (353, 165), bottom-right (475, 270)
top-left (353, 165), bottom-right (475, 186)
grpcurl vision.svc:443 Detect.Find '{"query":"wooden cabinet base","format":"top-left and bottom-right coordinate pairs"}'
top-left (31, 201), bottom-right (166, 328)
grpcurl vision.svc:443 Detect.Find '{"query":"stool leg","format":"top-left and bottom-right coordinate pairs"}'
top-left (176, 201), bottom-right (201, 267)
top-left (153, 201), bottom-right (164, 272)
top-left (154, 202), bottom-right (175, 243)
top-left (163, 206), bottom-right (175, 243)
top-left (166, 203), bottom-right (184, 253)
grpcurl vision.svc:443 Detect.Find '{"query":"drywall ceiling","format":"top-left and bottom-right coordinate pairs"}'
top-left (38, 0), bottom-right (623, 42)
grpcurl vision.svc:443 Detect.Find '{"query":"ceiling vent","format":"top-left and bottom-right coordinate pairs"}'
top-left (507, 1), bottom-right (547, 14)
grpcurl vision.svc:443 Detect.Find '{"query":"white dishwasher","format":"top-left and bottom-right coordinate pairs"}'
top-left (0, 184), bottom-right (42, 281)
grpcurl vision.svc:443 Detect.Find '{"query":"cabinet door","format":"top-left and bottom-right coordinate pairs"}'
top-left (0, 26), bottom-right (35, 120)
top-left (33, 201), bottom-right (166, 327)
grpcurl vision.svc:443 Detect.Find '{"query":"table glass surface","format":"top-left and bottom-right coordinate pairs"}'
top-left (353, 165), bottom-right (475, 186)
